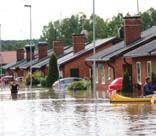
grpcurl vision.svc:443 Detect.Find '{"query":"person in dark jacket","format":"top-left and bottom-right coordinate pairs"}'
top-left (10, 80), bottom-right (19, 94)
top-left (143, 77), bottom-right (154, 96)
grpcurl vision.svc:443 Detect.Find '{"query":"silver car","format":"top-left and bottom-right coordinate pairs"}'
top-left (52, 77), bottom-right (82, 91)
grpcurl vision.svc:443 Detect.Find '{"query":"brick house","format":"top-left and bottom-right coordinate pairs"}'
top-left (32, 34), bottom-right (119, 79)
top-left (2, 42), bottom-right (48, 77)
top-left (87, 16), bottom-right (156, 92)
top-left (124, 40), bottom-right (156, 87)
top-left (0, 51), bottom-right (16, 65)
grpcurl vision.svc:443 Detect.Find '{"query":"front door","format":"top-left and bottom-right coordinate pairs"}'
top-left (123, 64), bottom-right (132, 81)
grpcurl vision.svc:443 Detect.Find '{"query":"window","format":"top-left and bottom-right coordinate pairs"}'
top-left (147, 61), bottom-right (152, 79)
top-left (136, 62), bottom-right (141, 83)
top-left (96, 65), bottom-right (99, 83)
top-left (108, 67), bottom-right (111, 81)
top-left (101, 65), bottom-right (105, 84)
top-left (70, 68), bottom-right (79, 77)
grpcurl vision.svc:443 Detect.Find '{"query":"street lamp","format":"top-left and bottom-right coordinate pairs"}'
top-left (92, 0), bottom-right (96, 99)
top-left (137, 0), bottom-right (140, 15)
top-left (24, 4), bottom-right (32, 89)
top-left (0, 24), bottom-right (2, 77)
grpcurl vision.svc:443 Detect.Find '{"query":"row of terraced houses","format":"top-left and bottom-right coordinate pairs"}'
top-left (3, 16), bottom-right (156, 94)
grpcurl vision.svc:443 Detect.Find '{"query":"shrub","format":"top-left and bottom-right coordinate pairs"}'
top-left (152, 72), bottom-right (156, 86)
top-left (40, 77), bottom-right (47, 87)
top-left (25, 75), bottom-right (40, 86)
top-left (46, 53), bottom-right (59, 87)
top-left (121, 70), bottom-right (133, 96)
top-left (67, 80), bottom-right (90, 91)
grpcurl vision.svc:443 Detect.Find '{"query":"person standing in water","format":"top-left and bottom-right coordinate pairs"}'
top-left (10, 80), bottom-right (19, 94)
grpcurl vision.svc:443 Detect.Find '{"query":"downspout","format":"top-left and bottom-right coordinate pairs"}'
top-left (107, 62), bottom-right (115, 80)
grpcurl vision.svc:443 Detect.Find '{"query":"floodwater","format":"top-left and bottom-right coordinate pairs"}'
top-left (0, 88), bottom-right (156, 136)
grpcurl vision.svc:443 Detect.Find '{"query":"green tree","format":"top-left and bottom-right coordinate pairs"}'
top-left (46, 53), bottom-right (59, 87)
top-left (121, 70), bottom-right (133, 96)
top-left (41, 22), bottom-right (56, 49)
top-left (152, 72), bottom-right (156, 86)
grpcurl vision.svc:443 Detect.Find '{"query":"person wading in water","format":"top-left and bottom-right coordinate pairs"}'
top-left (10, 80), bottom-right (19, 94)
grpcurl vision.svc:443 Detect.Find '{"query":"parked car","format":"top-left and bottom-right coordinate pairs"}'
top-left (15, 77), bottom-right (23, 82)
top-left (52, 77), bottom-right (83, 91)
top-left (107, 77), bottom-right (122, 95)
top-left (1, 75), bottom-right (13, 84)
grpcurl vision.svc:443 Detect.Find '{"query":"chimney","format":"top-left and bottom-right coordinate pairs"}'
top-left (124, 16), bottom-right (141, 45)
top-left (72, 34), bottom-right (85, 53)
top-left (25, 45), bottom-right (35, 61)
top-left (16, 49), bottom-right (25, 61)
top-left (53, 40), bottom-right (64, 57)
top-left (38, 41), bottom-right (48, 59)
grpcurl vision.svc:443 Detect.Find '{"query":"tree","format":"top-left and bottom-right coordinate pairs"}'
top-left (152, 72), bottom-right (156, 86)
top-left (121, 70), bottom-right (133, 96)
top-left (46, 53), bottom-right (59, 87)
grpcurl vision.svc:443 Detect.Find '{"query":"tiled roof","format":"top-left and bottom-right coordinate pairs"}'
top-left (32, 47), bottom-right (73, 69)
top-left (0, 51), bottom-right (16, 65)
top-left (2, 61), bottom-right (17, 69)
top-left (32, 37), bottom-right (116, 68)
top-left (124, 40), bottom-right (156, 58)
top-left (87, 26), bottom-right (156, 62)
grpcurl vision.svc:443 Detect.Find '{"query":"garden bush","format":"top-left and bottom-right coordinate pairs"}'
top-left (67, 80), bottom-right (90, 91)
top-left (40, 77), bottom-right (47, 87)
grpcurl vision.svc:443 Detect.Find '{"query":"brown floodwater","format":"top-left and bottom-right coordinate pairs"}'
top-left (0, 88), bottom-right (156, 136)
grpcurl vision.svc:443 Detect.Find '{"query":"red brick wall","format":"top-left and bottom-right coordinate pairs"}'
top-left (16, 49), bottom-right (25, 61)
top-left (96, 63), bottom-right (114, 91)
top-left (132, 56), bottom-right (156, 85)
top-left (72, 34), bottom-right (85, 53)
top-left (38, 44), bottom-right (48, 59)
top-left (16, 69), bottom-right (24, 77)
top-left (5, 69), bottom-right (13, 76)
top-left (124, 16), bottom-right (141, 45)
top-left (53, 40), bottom-right (64, 57)
top-left (41, 66), bottom-right (48, 76)
top-left (96, 57), bottom-right (132, 92)
top-left (62, 42), bottom-right (112, 78)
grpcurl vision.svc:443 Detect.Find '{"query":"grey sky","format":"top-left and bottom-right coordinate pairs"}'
top-left (0, 0), bottom-right (155, 40)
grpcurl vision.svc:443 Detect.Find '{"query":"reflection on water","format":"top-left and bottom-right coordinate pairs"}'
top-left (0, 88), bottom-right (156, 136)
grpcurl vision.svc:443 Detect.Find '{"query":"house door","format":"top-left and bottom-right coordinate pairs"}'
top-left (70, 68), bottom-right (79, 77)
top-left (123, 64), bottom-right (132, 81)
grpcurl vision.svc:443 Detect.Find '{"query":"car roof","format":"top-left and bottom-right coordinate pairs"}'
top-left (59, 77), bottom-right (82, 81)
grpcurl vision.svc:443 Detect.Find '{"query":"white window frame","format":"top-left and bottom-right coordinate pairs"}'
top-left (96, 64), bottom-right (99, 83)
top-left (147, 61), bottom-right (152, 79)
top-left (107, 67), bottom-right (111, 81)
top-left (101, 65), bottom-right (105, 84)
top-left (136, 62), bottom-right (142, 84)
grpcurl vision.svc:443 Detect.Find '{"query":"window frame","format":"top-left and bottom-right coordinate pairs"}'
top-left (136, 62), bottom-right (142, 84)
top-left (101, 65), bottom-right (106, 84)
top-left (147, 61), bottom-right (152, 79)
top-left (107, 67), bottom-right (111, 81)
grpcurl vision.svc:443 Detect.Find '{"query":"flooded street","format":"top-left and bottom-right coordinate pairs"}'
top-left (0, 88), bottom-right (156, 136)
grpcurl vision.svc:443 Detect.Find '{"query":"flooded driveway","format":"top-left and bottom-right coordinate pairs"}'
top-left (0, 88), bottom-right (156, 136)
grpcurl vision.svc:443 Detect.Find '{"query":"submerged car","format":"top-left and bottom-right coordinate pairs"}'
top-left (52, 77), bottom-right (82, 91)
top-left (107, 77), bottom-right (122, 95)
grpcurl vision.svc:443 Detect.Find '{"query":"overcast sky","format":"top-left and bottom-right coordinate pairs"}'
top-left (0, 0), bottom-right (156, 40)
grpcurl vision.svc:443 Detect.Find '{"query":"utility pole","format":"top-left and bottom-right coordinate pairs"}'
top-left (92, 0), bottom-right (96, 99)
top-left (24, 4), bottom-right (32, 89)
